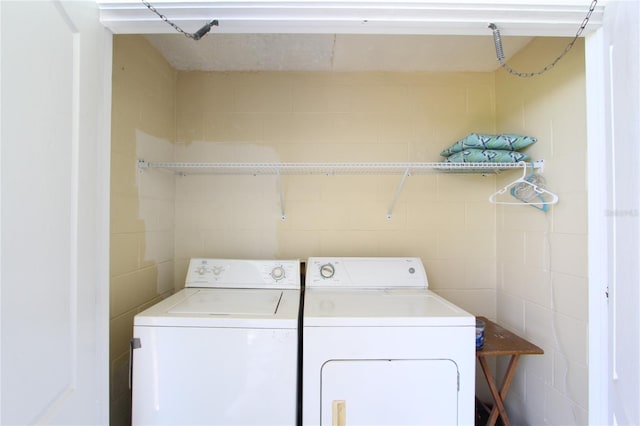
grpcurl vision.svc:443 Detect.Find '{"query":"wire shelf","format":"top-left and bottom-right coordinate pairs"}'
top-left (137, 159), bottom-right (545, 220)
top-left (138, 160), bottom-right (538, 176)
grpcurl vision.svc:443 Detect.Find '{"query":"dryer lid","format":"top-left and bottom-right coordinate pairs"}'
top-left (304, 289), bottom-right (473, 327)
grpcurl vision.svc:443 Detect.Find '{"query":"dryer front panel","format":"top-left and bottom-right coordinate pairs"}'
top-left (320, 359), bottom-right (459, 426)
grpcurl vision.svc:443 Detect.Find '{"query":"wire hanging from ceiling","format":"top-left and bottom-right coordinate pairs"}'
top-left (488, 0), bottom-right (598, 77)
top-left (141, 0), bottom-right (218, 40)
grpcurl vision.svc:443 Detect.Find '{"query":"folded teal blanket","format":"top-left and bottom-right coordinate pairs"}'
top-left (440, 133), bottom-right (537, 156)
top-left (442, 149), bottom-right (529, 163)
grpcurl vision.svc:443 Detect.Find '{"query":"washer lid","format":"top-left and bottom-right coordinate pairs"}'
top-left (168, 289), bottom-right (281, 315)
top-left (134, 288), bottom-right (300, 328)
top-left (304, 289), bottom-right (473, 327)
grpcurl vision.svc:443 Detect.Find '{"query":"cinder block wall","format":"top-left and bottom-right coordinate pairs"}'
top-left (495, 38), bottom-right (588, 424)
top-left (172, 71), bottom-right (499, 313)
top-left (110, 35), bottom-right (176, 426)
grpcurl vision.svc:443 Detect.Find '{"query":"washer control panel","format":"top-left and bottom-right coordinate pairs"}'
top-left (186, 258), bottom-right (300, 289)
top-left (306, 257), bottom-right (428, 289)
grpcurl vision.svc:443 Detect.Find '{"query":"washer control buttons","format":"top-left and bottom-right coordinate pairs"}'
top-left (271, 266), bottom-right (286, 281)
top-left (320, 263), bottom-right (335, 279)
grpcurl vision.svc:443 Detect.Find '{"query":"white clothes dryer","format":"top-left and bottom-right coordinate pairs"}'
top-left (302, 257), bottom-right (474, 426)
top-left (131, 258), bottom-right (301, 426)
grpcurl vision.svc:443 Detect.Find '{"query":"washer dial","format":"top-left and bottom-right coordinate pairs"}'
top-left (271, 266), bottom-right (286, 281)
top-left (319, 263), bottom-right (335, 279)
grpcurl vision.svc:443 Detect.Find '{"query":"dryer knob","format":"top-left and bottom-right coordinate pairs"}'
top-left (319, 263), bottom-right (335, 279)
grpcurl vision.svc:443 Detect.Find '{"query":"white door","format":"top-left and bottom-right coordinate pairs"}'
top-left (1, 1), bottom-right (110, 424)
top-left (604, 1), bottom-right (640, 424)
top-left (587, 1), bottom-right (640, 424)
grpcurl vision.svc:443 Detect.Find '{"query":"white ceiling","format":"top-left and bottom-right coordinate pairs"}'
top-left (143, 33), bottom-right (534, 72)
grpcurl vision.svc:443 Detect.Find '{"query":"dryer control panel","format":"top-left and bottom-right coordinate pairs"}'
top-left (306, 257), bottom-right (428, 289)
top-left (186, 258), bottom-right (300, 289)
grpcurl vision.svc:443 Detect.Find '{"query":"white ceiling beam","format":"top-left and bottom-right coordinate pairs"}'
top-left (97, 1), bottom-right (605, 37)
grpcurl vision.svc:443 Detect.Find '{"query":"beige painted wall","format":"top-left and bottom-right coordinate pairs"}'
top-left (495, 38), bottom-right (588, 424)
top-left (110, 35), bottom-right (176, 426)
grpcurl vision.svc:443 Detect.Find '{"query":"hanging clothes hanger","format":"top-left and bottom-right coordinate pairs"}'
top-left (488, 161), bottom-right (559, 210)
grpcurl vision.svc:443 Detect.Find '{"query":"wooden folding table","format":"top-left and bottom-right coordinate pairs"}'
top-left (476, 316), bottom-right (544, 426)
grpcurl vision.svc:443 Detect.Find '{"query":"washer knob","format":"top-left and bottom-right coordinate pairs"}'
top-left (271, 266), bottom-right (286, 281)
top-left (320, 263), bottom-right (335, 279)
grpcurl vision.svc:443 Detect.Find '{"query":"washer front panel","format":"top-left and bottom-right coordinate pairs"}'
top-left (132, 325), bottom-right (297, 425)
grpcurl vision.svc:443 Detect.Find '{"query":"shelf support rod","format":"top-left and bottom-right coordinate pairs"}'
top-left (387, 168), bottom-right (410, 220)
top-left (276, 169), bottom-right (286, 221)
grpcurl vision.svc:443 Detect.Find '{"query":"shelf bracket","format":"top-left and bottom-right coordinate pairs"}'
top-left (387, 168), bottom-right (410, 220)
top-left (276, 169), bottom-right (286, 221)
top-left (533, 159), bottom-right (545, 173)
top-left (137, 159), bottom-right (149, 174)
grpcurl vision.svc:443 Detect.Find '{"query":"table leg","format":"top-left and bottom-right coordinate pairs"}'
top-left (478, 354), bottom-right (521, 426)
top-left (478, 356), bottom-right (509, 425)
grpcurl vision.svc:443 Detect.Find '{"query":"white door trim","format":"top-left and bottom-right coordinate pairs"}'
top-left (585, 26), bottom-right (609, 426)
top-left (96, 0), bottom-right (604, 36)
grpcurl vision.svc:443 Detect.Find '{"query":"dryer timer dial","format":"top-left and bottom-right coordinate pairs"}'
top-left (319, 263), bottom-right (335, 279)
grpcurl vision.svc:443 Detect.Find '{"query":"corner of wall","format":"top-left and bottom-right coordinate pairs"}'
top-left (109, 34), bottom-right (178, 426)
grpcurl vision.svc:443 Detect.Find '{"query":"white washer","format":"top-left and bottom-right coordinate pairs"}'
top-left (302, 257), bottom-right (475, 426)
top-left (131, 258), bottom-right (301, 426)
